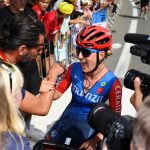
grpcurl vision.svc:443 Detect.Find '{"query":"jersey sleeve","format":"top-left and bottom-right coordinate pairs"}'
top-left (108, 79), bottom-right (122, 114)
top-left (56, 64), bottom-right (72, 94)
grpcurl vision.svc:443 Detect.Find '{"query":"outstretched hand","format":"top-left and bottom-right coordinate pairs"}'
top-left (47, 63), bottom-right (65, 76)
top-left (39, 63), bottom-right (66, 93)
top-left (130, 77), bottom-right (143, 111)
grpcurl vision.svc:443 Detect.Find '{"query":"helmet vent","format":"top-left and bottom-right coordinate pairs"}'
top-left (88, 32), bottom-right (104, 41)
top-left (96, 37), bottom-right (109, 45)
top-left (80, 35), bottom-right (84, 42)
top-left (86, 30), bottom-right (95, 37)
top-left (84, 43), bottom-right (93, 46)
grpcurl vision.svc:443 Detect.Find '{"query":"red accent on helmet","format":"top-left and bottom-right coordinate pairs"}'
top-left (76, 25), bottom-right (112, 51)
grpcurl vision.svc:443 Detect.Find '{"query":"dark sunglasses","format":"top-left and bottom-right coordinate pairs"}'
top-left (76, 46), bottom-right (100, 58)
top-left (0, 59), bottom-right (15, 92)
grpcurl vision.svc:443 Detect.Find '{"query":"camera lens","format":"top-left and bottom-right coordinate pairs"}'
top-left (124, 69), bottom-right (139, 90)
top-left (124, 69), bottom-right (150, 96)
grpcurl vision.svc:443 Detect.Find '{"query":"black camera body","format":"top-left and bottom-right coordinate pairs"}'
top-left (88, 103), bottom-right (133, 150)
top-left (130, 44), bottom-right (150, 65)
top-left (124, 34), bottom-right (150, 97)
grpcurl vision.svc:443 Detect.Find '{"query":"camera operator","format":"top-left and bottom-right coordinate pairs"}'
top-left (86, 32), bottom-right (150, 150)
top-left (87, 76), bottom-right (148, 150)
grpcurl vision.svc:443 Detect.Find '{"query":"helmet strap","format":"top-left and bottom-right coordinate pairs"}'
top-left (87, 53), bottom-right (103, 74)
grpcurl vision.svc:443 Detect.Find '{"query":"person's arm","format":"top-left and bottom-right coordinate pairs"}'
top-left (109, 79), bottom-right (122, 114)
top-left (39, 63), bottom-right (72, 100)
top-left (54, 64), bottom-right (72, 98)
top-left (53, 31), bottom-right (59, 47)
top-left (69, 18), bottom-right (88, 25)
top-left (130, 77), bottom-right (143, 111)
top-left (19, 63), bottom-right (65, 116)
top-left (79, 133), bottom-right (104, 150)
top-left (59, 34), bottom-right (65, 49)
top-left (100, 0), bottom-right (110, 8)
top-left (19, 85), bottom-right (54, 115)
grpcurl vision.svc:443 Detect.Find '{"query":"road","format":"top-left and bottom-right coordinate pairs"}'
top-left (29, 0), bottom-right (150, 148)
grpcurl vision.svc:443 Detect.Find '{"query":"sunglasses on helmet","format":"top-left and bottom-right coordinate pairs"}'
top-left (76, 46), bottom-right (100, 58)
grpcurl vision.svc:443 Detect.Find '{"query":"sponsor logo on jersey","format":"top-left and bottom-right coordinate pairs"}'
top-left (101, 82), bottom-right (106, 86)
top-left (96, 87), bottom-right (104, 94)
top-left (72, 83), bottom-right (104, 103)
top-left (50, 130), bottom-right (57, 138)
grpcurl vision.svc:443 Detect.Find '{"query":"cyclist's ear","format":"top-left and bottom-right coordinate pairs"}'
top-left (99, 51), bottom-right (105, 60)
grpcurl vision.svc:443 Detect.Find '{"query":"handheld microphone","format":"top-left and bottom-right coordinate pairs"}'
top-left (124, 33), bottom-right (150, 44)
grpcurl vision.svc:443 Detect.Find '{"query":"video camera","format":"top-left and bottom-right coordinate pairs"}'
top-left (88, 103), bottom-right (133, 150)
top-left (124, 33), bottom-right (150, 97)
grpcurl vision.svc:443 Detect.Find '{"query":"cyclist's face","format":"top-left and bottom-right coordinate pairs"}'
top-left (78, 48), bottom-right (105, 73)
top-left (37, 0), bottom-right (49, 12)
top-left (78, 50), bottom-right (98, 73)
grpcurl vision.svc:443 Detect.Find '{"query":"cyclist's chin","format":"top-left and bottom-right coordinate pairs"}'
top-left (81, 65), bottom-right (92, 74)
top-left (82, 69), bottom-right (92, 74)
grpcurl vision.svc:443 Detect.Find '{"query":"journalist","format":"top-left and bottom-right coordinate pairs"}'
top-left (87, 77), bottom-right (146, 150)
top-left (88, 31), bottom-right (150, 149)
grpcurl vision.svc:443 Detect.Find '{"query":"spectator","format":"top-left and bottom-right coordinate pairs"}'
top-left (54, 18), bottom-right (69, 67)
top-left (80, 0), bottom-right (92, 20)
top-left (139, 0), bottom-right (149, 19)
top-left (32, 0), bottom-right (49, 23)
top-left (91, 0), bottom-right (101, 12)
top-left (110, 0), bottom-right (118, 17)
top-left (53, 0), bottom-right (78, 67)
top-left (32, 0), bottom-right (50, 77)
top-left (0, 0), bottom-right (41, 95)
top-left (0, 0), bottom-right (45, 135)
top-left (0, 0), bottom-right (9, 8)
top-left (100, 0), bottom-right (111, 9)
top-left (0, 13), bottom-right (64, 115)
top-left (0, 62), bottom-right (31, 150)
top-left (43, 1), bottom-right (74, 67)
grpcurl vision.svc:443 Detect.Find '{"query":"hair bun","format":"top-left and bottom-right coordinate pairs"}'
top-left (107, 49), bottom-right (112, 56)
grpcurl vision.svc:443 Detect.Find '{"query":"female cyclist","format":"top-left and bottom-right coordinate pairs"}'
top-left (40, 25), bottom-right (122, 150)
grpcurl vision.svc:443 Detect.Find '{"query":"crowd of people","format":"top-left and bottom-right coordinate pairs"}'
top-left (135, 0), bottom-right (150, 19)
top-left (0, 0), bottom-right (150, 150)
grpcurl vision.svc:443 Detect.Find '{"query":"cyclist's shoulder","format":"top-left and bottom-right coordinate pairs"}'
top-left (105, 69), bottom-right (116, 78)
